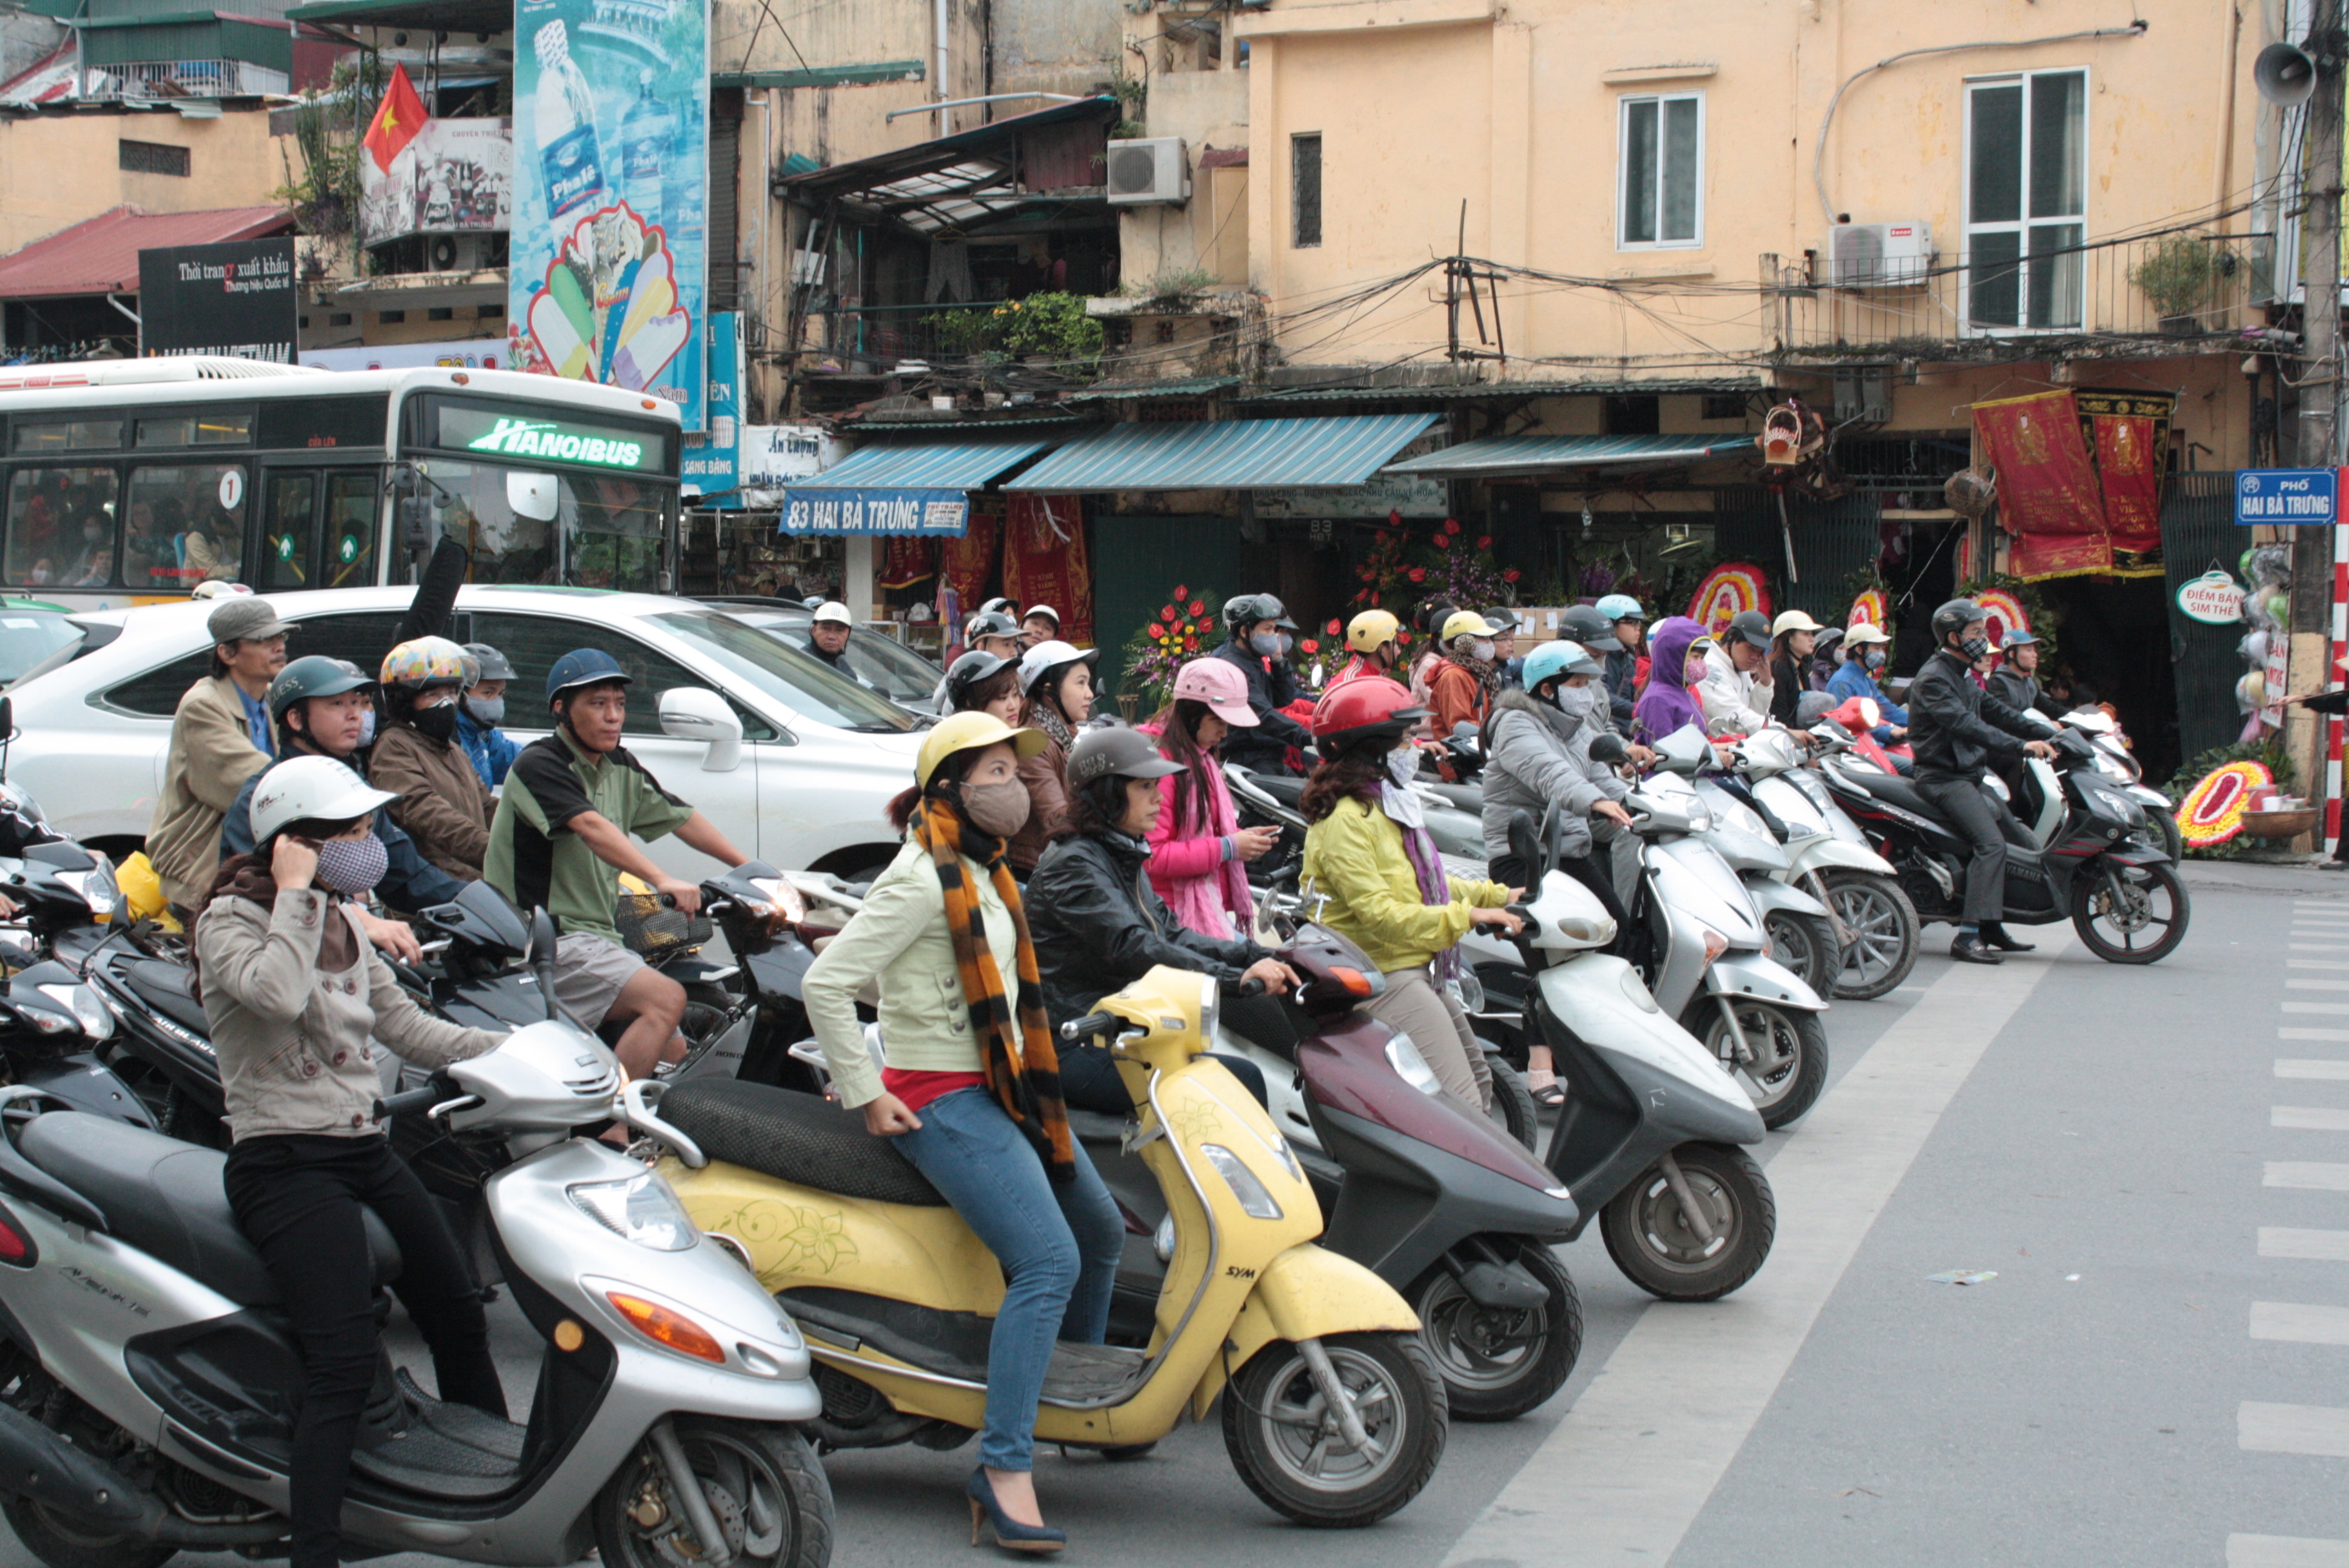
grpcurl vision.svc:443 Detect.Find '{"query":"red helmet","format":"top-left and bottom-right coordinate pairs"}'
top-left (1311, 677), bottom-right (1427, 758)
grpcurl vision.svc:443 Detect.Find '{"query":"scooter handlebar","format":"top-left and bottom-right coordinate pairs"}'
top-left (1059, 1011), bottom-right (1119, 1041)
top-left (375, 1077), bottom-right (451, 1122)
top-left (1236, 976), bottom-right (1268, 997)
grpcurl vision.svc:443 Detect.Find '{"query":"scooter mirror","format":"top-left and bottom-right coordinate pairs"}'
top-left (1588, 732), bottom-right (1627, 765)
top-left (1507, 808), bottom-right (1545, 882)
top-left (529, 906), bottom-right (561, 1022)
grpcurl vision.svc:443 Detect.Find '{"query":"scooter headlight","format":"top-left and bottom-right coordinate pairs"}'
top-left (1200, 1144), bottom-right (1284, 1221)
top-left (1383, 1031), bottom-right (1444, 1096)
top-left (36, 983), bottom-right (112, 1040)
top-left (51, 863), bottom-right (118, 918)
top-left (568, 1172), bottom-right (698, 1251)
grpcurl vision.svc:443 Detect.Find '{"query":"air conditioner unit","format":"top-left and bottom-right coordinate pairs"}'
top-left (1828, 221), bottom-right (1934, 288)
top-left (1106, 137), bottom-right (1190, 204)
top-left (427, 233), bottom-right (495, 274)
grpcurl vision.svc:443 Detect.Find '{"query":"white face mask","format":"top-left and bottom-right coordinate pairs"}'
top-left (1469, 637), bottom-right (1496, 663)
top-left (1386, 744), bottom-right (1418, 786)
top-left (1555, 683), bottom-right (1597, 717)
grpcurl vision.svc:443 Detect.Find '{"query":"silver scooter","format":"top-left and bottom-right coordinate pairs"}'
top-left (0, 922), bottom-right (832, 1568)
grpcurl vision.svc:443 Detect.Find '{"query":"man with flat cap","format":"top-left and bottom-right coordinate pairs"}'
top-left (147, 595), bottom-right (298, 915)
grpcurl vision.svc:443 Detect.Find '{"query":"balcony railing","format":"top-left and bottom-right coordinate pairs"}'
top-left (85, 60), bottom-right (291, 100)
top-left (1766, 230), bottom-right (2276, 358)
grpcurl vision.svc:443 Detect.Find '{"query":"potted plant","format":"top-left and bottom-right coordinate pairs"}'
top-left (2129, 235), bottom-right (2238, 335)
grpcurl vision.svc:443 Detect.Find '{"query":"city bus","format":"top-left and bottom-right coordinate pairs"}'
top-left (0, 358), bottom-right (684, 608)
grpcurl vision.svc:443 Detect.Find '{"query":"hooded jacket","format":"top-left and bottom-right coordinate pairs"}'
top-left (1632, 616), bottom-right (1707, 746)
top-left (1698, 640), bottom-right (1773, 736)
top-left (1481, 687), bottom-right (1627, 861)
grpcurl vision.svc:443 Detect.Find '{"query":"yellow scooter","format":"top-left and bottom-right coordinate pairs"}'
top-left (645, 965), bottom-right (1449, 1527)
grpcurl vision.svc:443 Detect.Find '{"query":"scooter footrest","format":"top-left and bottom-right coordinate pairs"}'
top-left (1038, 1342), bottom-right (1149, 1409)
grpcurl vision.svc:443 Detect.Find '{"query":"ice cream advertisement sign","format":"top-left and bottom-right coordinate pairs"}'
top-left (510, 0), bottom-right (710, 430)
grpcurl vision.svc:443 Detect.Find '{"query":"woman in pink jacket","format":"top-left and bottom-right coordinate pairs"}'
top-left (1146, 659), bottom-right (1283, 939)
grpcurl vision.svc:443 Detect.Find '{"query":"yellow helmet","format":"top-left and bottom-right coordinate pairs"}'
top-left (1441, 610), bottom-right (1501, 644)
top-left (1346, 609), bottom-right (1401, 653)
top-left (915, 710), bottom-right (1048, 788)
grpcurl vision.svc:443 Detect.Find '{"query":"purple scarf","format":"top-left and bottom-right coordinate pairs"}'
top-left (1378, 776), bottom-right (1462, 983)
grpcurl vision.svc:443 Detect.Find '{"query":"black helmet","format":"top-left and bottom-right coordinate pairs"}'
top-left (1223, 593), bottom-right (1298, 632)
top-left (268, 655), bottom-right (374, 723)
top-left (1727, 609), bottom-right (1773, 651)
top-left (1067, 726), bottom-right (1185, 787)
top-left (1560, 604), bottom-right (1614, 645)
top-left (1931, 598), bottom-right (1985, 644)
top-left (943, 649), bottom-right (1011, 711)
top-left (963, 609), bottom-right (1020, 642)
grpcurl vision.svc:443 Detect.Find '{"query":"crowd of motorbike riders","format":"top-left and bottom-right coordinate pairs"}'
top-left (0, 578), bottom-right (2065, 1561)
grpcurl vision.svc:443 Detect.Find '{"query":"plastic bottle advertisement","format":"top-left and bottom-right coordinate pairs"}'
top-left (508, 0), bottom-right (709, 430)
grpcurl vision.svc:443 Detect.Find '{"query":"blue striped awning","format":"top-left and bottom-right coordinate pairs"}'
top-left (1003, 414), bottom-right (1439, 491)
top-left (791, 435), bottom-right (1055, 490)
top-left (1381, 432), bottom-right (1751, 479)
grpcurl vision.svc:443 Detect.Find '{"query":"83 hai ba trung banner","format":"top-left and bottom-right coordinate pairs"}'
top-left (509, 0), bottom-right (710, 430)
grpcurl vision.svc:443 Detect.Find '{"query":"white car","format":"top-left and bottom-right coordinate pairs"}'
top-left (3, 586), bottom-right (923, 883)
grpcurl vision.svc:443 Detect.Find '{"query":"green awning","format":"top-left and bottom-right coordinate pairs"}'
top-left (1005, 414), bottom-right (1437, 492)
top-left (1381, 432), bottom-right (1752, 479)
top-left (792, 435), bottom-right (1055, 490)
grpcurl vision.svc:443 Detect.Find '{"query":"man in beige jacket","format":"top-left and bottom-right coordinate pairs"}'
top-left (147, 596), bottom-right (296, 912)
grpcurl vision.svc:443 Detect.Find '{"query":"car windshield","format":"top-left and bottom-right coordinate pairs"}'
top-left (648, 611), bottom-right (918, 733)
top-left (736, 611), bottom-right (938, 707)
top-left (0, 611), bottom-right (85, 686)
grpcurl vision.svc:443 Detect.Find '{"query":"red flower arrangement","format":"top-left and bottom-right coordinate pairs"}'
top-left (1122, 583), bottom-right (1225, 710)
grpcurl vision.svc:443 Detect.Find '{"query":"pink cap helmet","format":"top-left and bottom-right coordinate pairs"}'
top-left (1171, 656), bottom-right (1259, 726)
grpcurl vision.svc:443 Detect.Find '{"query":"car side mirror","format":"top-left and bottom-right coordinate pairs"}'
top-left (1588, 731), bottom-right (1627, 764)
top-left (659, 686), bottom-right (744, 772)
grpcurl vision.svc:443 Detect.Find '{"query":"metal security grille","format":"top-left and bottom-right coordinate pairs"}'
top-left (118, 139), bottom-right (190, 177)
top-left (1291, 134), bottom-right (1321, 248)
top-left (2160, 472), bottom-right (2246, 765)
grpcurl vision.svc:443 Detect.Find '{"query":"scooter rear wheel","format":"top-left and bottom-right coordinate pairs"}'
top-left (1222, 1332), bottom-right (1448, 1527)
top-left (1600, 1143), bottom-right (1775, 1302)
top-left (1821, 871), bottom-right (1919, 1001)
top-left (1762, 909), bottom-right (1839, 995)
top-left (1409, 1243), bottom-right (1582, 1421)
top-left (592, 1417), bottom-right (834, 1568)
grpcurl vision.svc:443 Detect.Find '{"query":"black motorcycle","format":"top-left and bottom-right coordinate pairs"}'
top-left (1816, 727), bottom-right (2188, 964)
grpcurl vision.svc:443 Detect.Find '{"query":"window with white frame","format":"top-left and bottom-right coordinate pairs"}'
top-left (1964, 69), bottom-right (2086, 330)
top-left (1617, 93), bottom-right (1703, 249)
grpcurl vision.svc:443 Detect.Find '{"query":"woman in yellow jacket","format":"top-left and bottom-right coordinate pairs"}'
top-left (1298, 679), bottom-right (1524, 1111)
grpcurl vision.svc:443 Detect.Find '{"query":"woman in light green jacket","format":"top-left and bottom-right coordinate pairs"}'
top-left (800, 711), bottom-right (1123, 1553)
top-left (1298, 680), bottom-right (1522, 1110)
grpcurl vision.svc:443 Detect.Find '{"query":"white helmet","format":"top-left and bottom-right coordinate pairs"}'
top-left (248, 756), bottom-right (396, 845)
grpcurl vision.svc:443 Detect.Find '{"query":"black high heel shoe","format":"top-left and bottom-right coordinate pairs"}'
top-left (966, 1468), bottom-right (1066, 1554)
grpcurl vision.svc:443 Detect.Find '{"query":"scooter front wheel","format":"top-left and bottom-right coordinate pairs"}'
top-left (1821, 871), bottom-right (1919, 1001)
top-left (1409, 1242), bottom-right (1582, 1421)
top-left (1762, 908), bottom-right (1838, 996)
top-left (2070, 859), bottom-right (2190, 964)
top-left (1600, 1143), bottom-right (1776, 1302)
top-left (1482, 1055), bottom-right (1541, 1152)
top-left (1222, 1332), bottom-right (1448, 1527)
top-left (592, 1417), bottom-right (834, 1568)
top-left (1677, 997), bottom-right (1828, 1129)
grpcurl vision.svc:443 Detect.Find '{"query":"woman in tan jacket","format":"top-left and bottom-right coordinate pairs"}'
top-left (193, 754), bottom-right (506, 1568)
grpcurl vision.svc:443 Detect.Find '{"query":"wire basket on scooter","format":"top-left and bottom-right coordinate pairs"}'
top-left (614, 892), bottom-right (712, 956)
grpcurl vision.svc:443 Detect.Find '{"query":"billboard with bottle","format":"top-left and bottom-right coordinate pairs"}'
top-left (509, 0), bottom-right (710, 430)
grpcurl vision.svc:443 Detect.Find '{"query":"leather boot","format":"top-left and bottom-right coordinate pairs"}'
top-left (1949, 933), bottom-right (2004, 965)
top-left (1979, 923), bottom-right (2036, 953)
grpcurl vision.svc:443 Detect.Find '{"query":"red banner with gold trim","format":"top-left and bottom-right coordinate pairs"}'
top-left (1973, 389), bottom-right (2111, 580)
top-left (2074, 388), bottom-right (2174, 573)
top-left (1001, 495), bottom-right (1094, 646)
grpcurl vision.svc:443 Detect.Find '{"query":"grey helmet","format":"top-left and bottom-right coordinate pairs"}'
top-left (1066, 726), bottom-right (1185, 787)
top-left (463, 642), bottom-right (518, 685)
top-left (1931, 598), bottom-right (1985, 645)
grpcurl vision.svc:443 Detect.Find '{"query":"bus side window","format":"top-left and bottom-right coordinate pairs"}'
top-left (124, 463), bottom-right (249, 592)
top-left (259, 472), bottom-right (317, 591)
top-left (5, 467), bottom-right (120, 589)
top-left (323, 471), bottom-right (379, 590)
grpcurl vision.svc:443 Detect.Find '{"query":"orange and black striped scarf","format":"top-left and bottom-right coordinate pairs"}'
top-left (910, 796), bottom-right (1074, 1183)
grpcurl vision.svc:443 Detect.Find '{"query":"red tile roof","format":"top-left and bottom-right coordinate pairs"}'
top-left (0, 204), bottom-right (294, 300)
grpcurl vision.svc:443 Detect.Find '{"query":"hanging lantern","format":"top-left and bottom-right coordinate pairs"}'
top-left (1759, 403), bottom-right (1806, 466)
top-left (1944, 466), bottom-right (1998, 518)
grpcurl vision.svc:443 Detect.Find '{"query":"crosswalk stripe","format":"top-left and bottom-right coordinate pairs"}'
top-left (2266, 1163), bottom-right (2349, 1190)
top-left (2281, 1029), bottom-right (2349, 1042)
top-left (2251, 1302), bottom-right (2349, 1344)
top-left (2286, 979), bottom-right (2349, 990)
top-left (2239, 1402), bottom-right (2349, 1457)
top-left (2291, 960), bottom-right (2349, 970)
top-left (2276, 1106), bottom-right (2349, 1130)
top-left (2277, 1060), bottom-right (2349, 1079)
top-left (2290, 944), bottom-right (2349, 953)
top-left (2283, 1002), bottom-right (2349, 1013)
top-left (2261, 1228), bottom-right (2349, 1262)
top-left (2227, 1535), bottom-right (2349, 1568)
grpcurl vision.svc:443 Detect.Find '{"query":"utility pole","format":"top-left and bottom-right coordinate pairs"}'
top-left (2301, 0), bottom-right (2344, 470)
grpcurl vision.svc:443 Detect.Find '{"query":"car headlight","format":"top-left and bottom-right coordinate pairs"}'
top-left (1199, 1144), bottom-right (1284, 1220)
top-left (568, 1172), bottom-right (698, 1251)
top-left (37, 983), bottom-right (112, 1040)
top-left (1383, 1031), bottom-right (1444, 1096)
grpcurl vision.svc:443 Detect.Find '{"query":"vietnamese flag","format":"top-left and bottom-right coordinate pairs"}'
top-left (361, 65), bottom-right (427, 173)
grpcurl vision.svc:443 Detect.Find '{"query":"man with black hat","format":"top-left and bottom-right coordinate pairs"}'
top-left (1696, 608), bottom-right (1777, 736)
top-left (1987, 628), bottom-right (2044, 714)
top-left (1214, 592), bottom-right (1315, 774)
top-left (146, 596), bottom-right (296, 914)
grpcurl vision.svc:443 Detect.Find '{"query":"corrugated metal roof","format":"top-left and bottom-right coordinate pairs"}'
top-left (0, 204), bottom-right (290, 299)
top-left (1241, 377), bottom-right (1764, 405)
top-left (1381, 432), bottom-right (1751, 479)
top-left (792, 435), bottom-right (1058, 490)
top-left (1005, 414), bottom-right (1438, 492)
top-left (1059, 375), bottom-right (1239, 403)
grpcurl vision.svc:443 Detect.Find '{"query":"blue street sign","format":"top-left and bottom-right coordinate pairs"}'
top-left (2235, 467), bottom-right (2338, 525)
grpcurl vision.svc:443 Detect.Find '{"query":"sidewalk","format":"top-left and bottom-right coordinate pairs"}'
top-left (2180, 856), bottom-right (2349, 897)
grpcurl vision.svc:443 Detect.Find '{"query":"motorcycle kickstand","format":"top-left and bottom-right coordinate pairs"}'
top-left (1657, 1150), bottom-right (1718, 1248)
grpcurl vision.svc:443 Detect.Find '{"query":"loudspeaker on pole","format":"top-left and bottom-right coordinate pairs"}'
top-left (2256, 41), bottom-right (2319, 107)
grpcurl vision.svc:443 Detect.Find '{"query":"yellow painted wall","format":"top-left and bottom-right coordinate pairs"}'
top-left (0, 106), bottom-right (286, 256)
top-left (1234, 0), bottom-right (2272, 382)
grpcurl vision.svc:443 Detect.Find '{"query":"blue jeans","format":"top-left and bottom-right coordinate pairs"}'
top-left (889, 1088), bottom-right (1124, 1470)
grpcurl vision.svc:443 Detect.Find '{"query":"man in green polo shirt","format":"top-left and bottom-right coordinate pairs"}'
top-left (485, 649), bottom-right (748, 1078)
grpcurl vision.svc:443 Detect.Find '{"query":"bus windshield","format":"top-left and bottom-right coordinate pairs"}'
top-left (408, 457), bottom-right (669, 592)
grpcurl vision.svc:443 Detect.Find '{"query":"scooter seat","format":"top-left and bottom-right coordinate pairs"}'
top-left (1842, 768), bottom-right (2035, 847)
top-left (660, 1078), bottom-right (948, 1207)
top-left (15, 1111), bottom-right (401, 1307)
top-left (124, 957), bottom-right (212, 1039)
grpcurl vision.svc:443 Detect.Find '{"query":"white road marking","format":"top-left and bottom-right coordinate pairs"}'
top-left (1438, 929), bottom-right (2073, 1568)
top-left (2290, 960), bottom-right (2349, 971)
top-left (2281, 1028), bottom-right (2349, 1042)
top-left (2265, 1163), bottom-right (2349, 1191)
top-left (2240, 1402), bottom-right (2349, 1458)
top-left (2286, 979), bottom-right (2349, 990)
top-left (2289, 944), bottom-right (2349, 953)
top-left (2251, 1302), bottom-right (2349, 1344)
top-left (2276, 1106), bottom-right (2349, 1130)
top-left (2276, 1059), bottom-right (2349, 1080)
top-left (2282, 1002), bottom-right (2349, 1013)
top-left (2228, 1535), bottom-right (2349, 1568)
top-left (2261, 1228), bottom-right (2349, 1262)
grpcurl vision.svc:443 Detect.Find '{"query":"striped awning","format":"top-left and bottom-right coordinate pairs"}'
top-left (791, 436), bottom-right (1056, 490)
top-left (1381, 432), bottom-right (1752, 479)
top-left (1004, 414), bottom-right (1438, 491)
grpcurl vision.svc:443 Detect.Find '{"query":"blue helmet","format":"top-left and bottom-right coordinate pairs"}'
top-left (546, 648), bottom-right (633, 707)
top-left (1522, 641), bottom-right (1602, 691)
top-left (1999, 628), bottom-right (2040, 649)
top-left (1594, 593), bottom-right (1647, 623)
